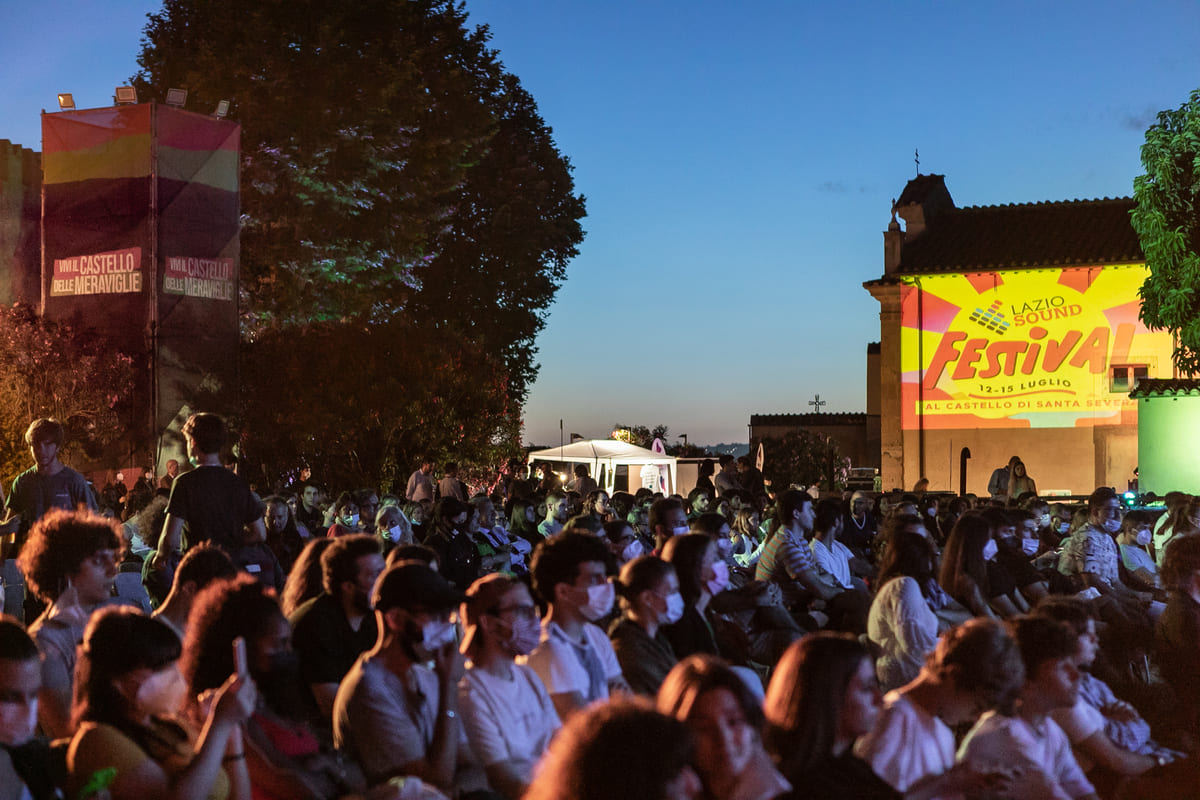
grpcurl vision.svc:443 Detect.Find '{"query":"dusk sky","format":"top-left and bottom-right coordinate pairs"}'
top-left (3, 1), bottom-right (1198, 449)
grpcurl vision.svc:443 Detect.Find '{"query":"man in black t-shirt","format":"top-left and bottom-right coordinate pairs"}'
top-left (153, 413), bottom-right (263, 564)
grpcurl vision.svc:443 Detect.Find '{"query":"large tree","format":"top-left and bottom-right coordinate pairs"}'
top-left (0, 306), bottom-right (140, 485)
top-left (1133, 89), bottom-right (1200, 375)
top-left (134, 0), bottom-right (585, 481)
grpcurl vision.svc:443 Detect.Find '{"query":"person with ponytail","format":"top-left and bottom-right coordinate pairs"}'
top-left (609, 556), bottom-right (682, 696)
top-left (457, 573), bottom-right (559, 799)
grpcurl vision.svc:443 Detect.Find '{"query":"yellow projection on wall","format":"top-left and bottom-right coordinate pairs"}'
top-left (899, 265), bottom-right (1172, 430)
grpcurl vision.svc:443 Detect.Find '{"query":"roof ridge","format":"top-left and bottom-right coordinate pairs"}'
top-left (954, 197), bottom-right (1134, 212)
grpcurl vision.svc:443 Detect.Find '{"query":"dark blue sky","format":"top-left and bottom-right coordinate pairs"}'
top-left (4, 1), bottom-right (1198, 447)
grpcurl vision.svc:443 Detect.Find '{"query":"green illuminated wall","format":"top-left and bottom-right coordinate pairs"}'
top-left (1136, 393), bottom-right (1200, 495)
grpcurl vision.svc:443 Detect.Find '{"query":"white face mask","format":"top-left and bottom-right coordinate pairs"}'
top-left (982, 539), bottom-right (999, 562)
top-left (661, 592), bottom-right (685, 625)
top-left (343, 513), bottom-right (359, 528)
top-left (672, 525), bottom-right (690, 537)
top-left (1058, 521), bottom-right (1070, 534)
top-left (926, 507), bottom-right (937, 517)
top-left (1021, 538), bottom-right (1040, 556)
top-left (507, 615), bottom-right (542, 656)
top-left (621, 539), bottom-right (644, 562)
top-left (705, 560), bottom-right (730, 595)
top-left (384, 525), bottom-right (402, 541)
top-left (419, 620), bottom-right (457, 654)
top-left (1136, 529), bottom-right (1152, 546)
top-left (1039, 514), bottom-right (1051, 527)
top-left (579, 582), bottom-right (615, 621)
top-left (1102, 518), bottom-right (1122, 534)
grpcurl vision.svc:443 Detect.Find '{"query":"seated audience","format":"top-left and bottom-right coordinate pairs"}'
top-left (1035, 598), bottom-right (1177, 783)
top-left (855, 618), bottom-right (1024, 796)
top-left (659, 654), bottom-right (789, 800)
top-left (959, 616), bottom-right (1098, 799)
top-left (523, 698), bottom-right (701, 800)
top-left (609, 556), bottom-right (681, 696)
top-left (333, 562), bottom-right (486, 794)
top-left (867, 518), bottom-right (942, 691)
top-left (289, 534), bottom-right (384, 720)
top-left (151, 542), bottom-right (238, 640)
top-left (185, 574), bottom-right (365, 800)
top-left (763, 632), bottom-right (897, 798)
top-left (66, 607), bottom-right (255, 800)
top-left (16, 509), bottom-right (122, 739)
top-left (458, 573), bottom-right (559, 799)
top-left (0, 617), bottom-right (56, 800)
top-left (524, 532), bottom-right (629, 722)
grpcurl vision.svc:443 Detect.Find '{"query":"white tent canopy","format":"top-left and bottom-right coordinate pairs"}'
top-left (527, 440), bottom-right (678, 496)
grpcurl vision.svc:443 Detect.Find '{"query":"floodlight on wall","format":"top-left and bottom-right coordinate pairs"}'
top-left (114, 86), bottom-right (138, 105)
top-left (57, 93), bottom-right (75, 111)
top-left (165, 88), bottom-right (187, 107)
top-left (213, 99), bottom-right (230, 118)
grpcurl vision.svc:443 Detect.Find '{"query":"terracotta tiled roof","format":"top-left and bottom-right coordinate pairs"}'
top-left (751, 413), bottom-right (867, 426)
top-left (895, 197), bottom-right (1142, 274)
top-left (1129, 378), bottom-right (1200, 398)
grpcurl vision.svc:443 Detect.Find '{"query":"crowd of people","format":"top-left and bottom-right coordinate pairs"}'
top-left (2, 423), bottom-right (1200, 799)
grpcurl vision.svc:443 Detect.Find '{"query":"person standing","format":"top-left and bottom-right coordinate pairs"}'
top-left (406, 459), bottom-right (436, 503)
top-left (988, 456), bottom-right (1019, 500)
top-left (3, 418), bottom-right (97, 541)
top-left (153, 414), bottom-right (264, 563)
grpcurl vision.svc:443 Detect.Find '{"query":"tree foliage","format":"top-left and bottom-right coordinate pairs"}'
top-left (134, 0), bottom-right (586, 483)
top-left (759, 430), bottom-right (849, 493)
top-left (0, 305), bottom-right (139, 485)
top-left (239, 319), bottom-right (522, 494)
top-left (1133, 88), bottom-right (1200, 375)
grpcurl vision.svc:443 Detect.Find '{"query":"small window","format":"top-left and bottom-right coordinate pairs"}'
top-left (1110, 364), bottom-right (1148, 393)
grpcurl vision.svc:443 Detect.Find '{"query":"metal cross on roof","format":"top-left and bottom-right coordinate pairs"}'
top-left (809, 394), bottom-right (826, 413)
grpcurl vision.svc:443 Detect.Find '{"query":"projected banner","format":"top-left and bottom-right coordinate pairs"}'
top-left (900, 266), bottom-right (1171, 430)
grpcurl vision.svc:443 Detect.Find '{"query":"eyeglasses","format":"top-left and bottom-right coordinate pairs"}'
top-left (490, 604), bottom-right (537, 621)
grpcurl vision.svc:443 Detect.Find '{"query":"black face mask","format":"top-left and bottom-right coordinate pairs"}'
top-left (256, 650), bottom-right (305, 717)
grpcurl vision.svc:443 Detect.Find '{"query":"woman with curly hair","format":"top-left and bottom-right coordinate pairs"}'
top-left (66, 606), bottom-right (255, 800)
top-left (183, 574), bottom-right (365, 800)
top-left (16, 509), bottom-right (121, 738)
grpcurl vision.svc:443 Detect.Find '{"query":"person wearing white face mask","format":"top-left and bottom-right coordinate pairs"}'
top-left (609, 557), bottom-right (683, 696)
top-left (1117, 510), bottom-right (1163, 591)
top-left (1056, 488), bottom-right (1158, 664)
top-left (605, 520), bottom-right (645, 567)
top-left (523, 533), bottom-right (630, 723)
top-left (458, 574), bottom-right (560, 800)
top-left (333, 561), bottom-right (489, 795)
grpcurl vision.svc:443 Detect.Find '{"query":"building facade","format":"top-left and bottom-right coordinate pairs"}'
top-left (865, 175), bottom-right (1174, 496)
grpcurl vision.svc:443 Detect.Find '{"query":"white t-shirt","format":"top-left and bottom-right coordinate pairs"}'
top-left (520, 620), bottom-right (622, 704)
top-left (458, 663), bottom-right (560, 775)
top-left (868, 577), bottom-right (940, 691)
top-left (810, 537), bottom-right (854, 589)
top-left (855, 691), bottom-right (956, 793)
top-left (959, 711), bottom-right (1095, 800)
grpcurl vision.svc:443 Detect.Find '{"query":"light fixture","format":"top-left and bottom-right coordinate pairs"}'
top-left (57, 93), bottom-right (75, 111)
top-left (165, 88), bottom-right (187, 107)
top-left (213, 100), bottom-right (230, 118)
top-left (114, 86), bottom-right (138, 105)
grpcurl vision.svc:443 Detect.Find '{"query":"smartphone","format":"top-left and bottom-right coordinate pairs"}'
top-left (233, 636), bottom-right (248, 676)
